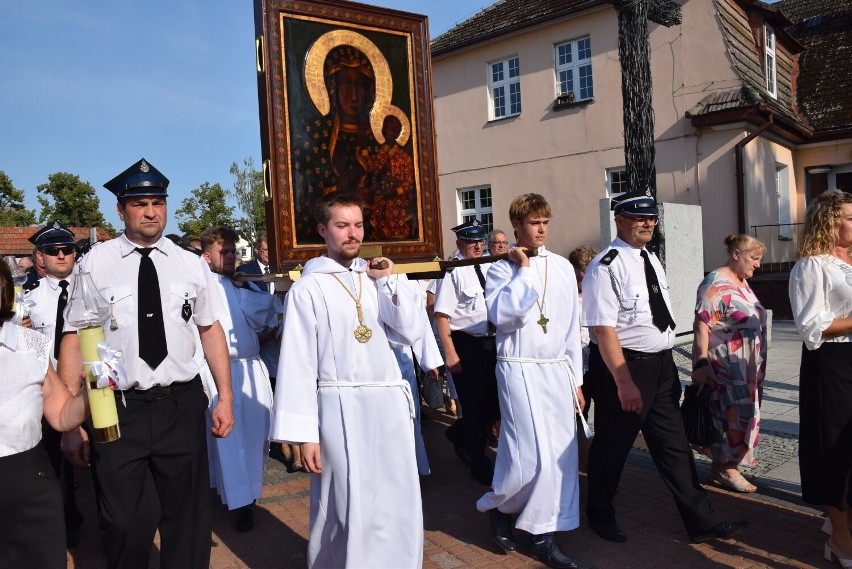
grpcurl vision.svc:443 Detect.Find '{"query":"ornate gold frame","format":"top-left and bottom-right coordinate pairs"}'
top-left (254, 0), bottom-right (442, 269)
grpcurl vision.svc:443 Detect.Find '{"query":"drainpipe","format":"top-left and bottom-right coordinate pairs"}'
top-left (735, 114), bottom-right (774, 233)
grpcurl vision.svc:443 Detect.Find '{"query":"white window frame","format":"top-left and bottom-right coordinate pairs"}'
top-left (457, 186), bottom-right (494, 233)
top-left (487, 57), bottom-right (521, 120)
top-left (555, 36), bottom-right (594, 102)
top-left (764, 24), bottom-right (777, 98)
top-left (606, 167), bottom-right (628, 198)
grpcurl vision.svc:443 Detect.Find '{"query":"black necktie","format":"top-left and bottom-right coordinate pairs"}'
top-left (263, 265), bottom-right (270, 293)
top-left (640, 249), bottom-right (675, 333)
top-left (54, 279), bottom-right (69, 360)
top-left (474, 263), bottom-right (496, 335)
top-left (137, 248), bottom-right (168, 369)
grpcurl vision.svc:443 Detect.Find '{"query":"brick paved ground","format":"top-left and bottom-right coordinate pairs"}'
top-left (66, 403), bottom-right (833, 569)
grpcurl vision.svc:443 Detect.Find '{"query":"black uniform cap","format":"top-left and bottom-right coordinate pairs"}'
top-left (28, 220), bottom-right (75, 247)
top-left (104, 158), bottom-right (169, 199)
top-left (451, 219), bottom-right (487, 241)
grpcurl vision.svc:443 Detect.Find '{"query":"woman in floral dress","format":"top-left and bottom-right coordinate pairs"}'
top-left (692, 234), bottom-right (767, 492)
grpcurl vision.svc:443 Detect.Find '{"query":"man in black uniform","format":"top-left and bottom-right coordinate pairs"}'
top-left (434, 220), bottom-right (499, 485)
top-left (581, 192), bottom-right (746, 544)
top-left (60, 158), bottom-right (234, 569)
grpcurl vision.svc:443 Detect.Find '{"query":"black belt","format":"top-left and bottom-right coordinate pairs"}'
top-left (452, 330), bottom-right (495, 340)
top-left (0, 442), bottom-right (46, 473)
top-left (622, 348), bottom-right (670, 361)
top-left (121, 375), bottom-right (199, 401)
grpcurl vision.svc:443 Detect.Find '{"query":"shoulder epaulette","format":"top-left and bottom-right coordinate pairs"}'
top-left (22, 279), bottom-right (40, 292)
top-left (600, 249), bottom-right (619, 266)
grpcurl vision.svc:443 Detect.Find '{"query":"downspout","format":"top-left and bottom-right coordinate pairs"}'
top-left (735, 114), bottom-right (774, 233)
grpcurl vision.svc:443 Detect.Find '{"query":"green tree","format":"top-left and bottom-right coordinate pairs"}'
top-left (229, 157), bottom-right (266, 243)
top-left (36, 172), bottom-right (115, 234)
top-left (0, 170), bottom-right (36, 225)
top-left (175, 181), bottom-right (237, 240)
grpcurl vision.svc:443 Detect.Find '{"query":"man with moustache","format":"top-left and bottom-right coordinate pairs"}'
top-left (200, 226), bottom-right (275, 532)
top-left (22, 221), bottom-right (84, 548)
top-left (269, 193), bottom-right (425, 568)
top-left (59, 158), bottom-right (234, 569)
top-left (582, 191), bottom-right (746, 544)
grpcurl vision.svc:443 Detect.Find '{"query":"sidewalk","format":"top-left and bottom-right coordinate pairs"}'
top-left (66, 321), bottom-right (834, 568)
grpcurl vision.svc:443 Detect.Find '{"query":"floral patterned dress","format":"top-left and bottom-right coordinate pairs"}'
top-left (695, 271), bottom-right (767, 466)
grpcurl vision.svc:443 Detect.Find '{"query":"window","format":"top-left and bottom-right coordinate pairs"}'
top-left (555, 37), bottom-right (594, 102)
top-left (606, 167), bottom-right (628, 197)
top-left (458, 186), bottom-right (493, 232)
top-left (488, 57), bottom-right (521, 120)
top-left (764, 25), bottom-right (777, 98)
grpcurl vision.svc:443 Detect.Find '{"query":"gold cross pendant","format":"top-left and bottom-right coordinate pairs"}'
top-left (537, 314), bottom-right (549, 333)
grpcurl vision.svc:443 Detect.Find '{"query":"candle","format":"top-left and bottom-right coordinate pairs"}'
top-left (79, 326), bottom-right (120, 441)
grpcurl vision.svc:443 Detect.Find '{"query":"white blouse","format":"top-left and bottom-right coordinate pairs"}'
top-left (789, 254), bottom-right (852, 350)
top-left (0, 322), bottom-right (50, 456)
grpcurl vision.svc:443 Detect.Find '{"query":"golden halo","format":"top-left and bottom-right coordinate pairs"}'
top-left (304, 29), bottom-right (409, 146)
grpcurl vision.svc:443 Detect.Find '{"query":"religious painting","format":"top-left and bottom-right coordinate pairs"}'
top-left (255, 0), bottom-right (443, 269)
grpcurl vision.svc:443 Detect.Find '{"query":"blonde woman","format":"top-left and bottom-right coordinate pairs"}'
top-left (789, 189), bottom-right (852, 567)
top-left (692, 234), bottom-right (767, 493)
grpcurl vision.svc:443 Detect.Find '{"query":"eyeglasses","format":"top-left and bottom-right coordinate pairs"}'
top-left (619, 214), bottom-right (658, 224)
top-left (489, 240), bottom-right (509, 246)
top-left (41, 245), bottom-right (75, 256)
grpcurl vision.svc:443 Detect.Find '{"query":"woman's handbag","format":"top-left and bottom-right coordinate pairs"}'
top-left (419, 368), bottom-right (447, 410)
top-left (680, 384), bottom-right (715, 447)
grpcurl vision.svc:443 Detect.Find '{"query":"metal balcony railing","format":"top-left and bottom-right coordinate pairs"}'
top-left (750, 223), bottom-right (803, 273)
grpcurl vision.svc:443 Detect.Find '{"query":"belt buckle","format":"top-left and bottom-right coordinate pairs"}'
top-left (150, 385), bottom-right (171, 400)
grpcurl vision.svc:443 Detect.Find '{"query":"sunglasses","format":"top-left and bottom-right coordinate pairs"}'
top-left (42, 245), bottom-right (75, 256)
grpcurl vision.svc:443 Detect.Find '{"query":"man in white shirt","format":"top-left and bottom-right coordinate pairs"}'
top-left (434, 219), bottom-right (500, 486)
top-left (582, 191), bottom-right (746, 544)
top-left (22, 221), bottom-right (83, 548)
top-left (200, 226), bottom-right (275, 533)
top-left (59, 158), bottom-right (234, 569)
top-left (270, 192), bottom-right (424, 568)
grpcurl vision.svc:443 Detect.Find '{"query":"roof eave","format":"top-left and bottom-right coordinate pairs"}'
top-left (431, 0), bottom-right (610, 59)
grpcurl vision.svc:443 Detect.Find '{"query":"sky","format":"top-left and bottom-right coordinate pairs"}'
top-left (0, 0), bottom-right (490, 235)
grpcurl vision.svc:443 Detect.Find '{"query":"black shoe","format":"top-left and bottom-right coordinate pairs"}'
top-left (690, 520), bottom-right (747, 543)
top-left (489, 509), bottom-right (516, 553)
top-left (444, 426), bottom-right (469, 465)
top-left (589, 521), bottom-right (627, 543)
top-left (470, 457), bottom-right (494, 486)
top-left (235, 504), bottom-right (255, 532)
top-left (530, 534), bottom-right (579, 569)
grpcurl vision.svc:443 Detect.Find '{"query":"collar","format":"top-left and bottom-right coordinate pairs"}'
top-left (118, 234), bottom-right (169, 258)
top-left (613, 236), bottom-right (646, 260)
top-left (0, 322), bottom-right (18, 351)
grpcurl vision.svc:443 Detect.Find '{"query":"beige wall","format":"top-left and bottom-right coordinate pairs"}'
top-left (432, 0), bottom-right (746, 262)
top-left (431, 0), bottom-right (832, 271)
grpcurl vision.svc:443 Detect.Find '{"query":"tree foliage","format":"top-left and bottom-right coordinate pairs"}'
top-left (0, 170), bottom-right (37, 226)
top-left (230, 157), bottom-right (266, 243)
top-left (175, 181), bottom-right (237, 240)
top-left (36, 172), bottom-right (115, 234)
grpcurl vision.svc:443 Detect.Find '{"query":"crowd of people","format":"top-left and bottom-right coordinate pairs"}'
top-left (1, 156), bottom-right (849, 568)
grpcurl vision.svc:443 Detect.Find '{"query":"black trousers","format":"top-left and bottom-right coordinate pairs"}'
top-left (42, 418), bottom-right (83, 531)
top-left (88, 376), bottom-right (211, 569)
top-left (446, 331), bottom-right (499, 463)
top-left (586, 345), bottom-right (719, 536)
top-left (0, 443), bottom-right (65, 569)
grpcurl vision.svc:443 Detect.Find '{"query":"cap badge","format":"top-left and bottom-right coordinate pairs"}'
top-left (140, 160), bottom-right (150, 173)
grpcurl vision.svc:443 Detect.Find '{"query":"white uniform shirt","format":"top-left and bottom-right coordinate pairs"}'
top-left (0, 323), bottom-right (50, 456)
top-left (433, 253), bottom-right (490, 337)
top-left (790, 254), bottom-right (852, 350)
top-left (582, 236), bottom-right (675, 353)
top-left (24, 274), bottom-right (75, 367)
top-left (71, 234), bottom-right (225, 390)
